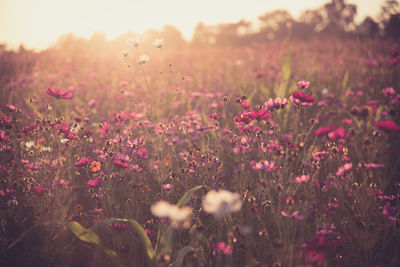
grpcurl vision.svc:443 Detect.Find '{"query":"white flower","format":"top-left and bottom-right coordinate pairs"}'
top-left (202, 190), bottom-right (242, 218)
top-left (40, 146), bottom-right (52, 152)
top-left (152, 38), bottom-right (164, 48)
top-left (151, 201), bottom-right (192, 228)
top-left (127, 37), bottom-right (141, 48)
top-left (25, 141), bottom-right (35, 150)
top-left (60, 138), bottom-right (69, 144)
top-left (137, 54), bottom-right (150, 64)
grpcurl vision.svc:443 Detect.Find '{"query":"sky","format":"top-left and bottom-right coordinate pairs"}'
top-left (0, 0), bottom-right (384, 50)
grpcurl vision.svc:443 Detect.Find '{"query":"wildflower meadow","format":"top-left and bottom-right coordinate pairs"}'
top-left (1, 4), bottom-right (400, 267)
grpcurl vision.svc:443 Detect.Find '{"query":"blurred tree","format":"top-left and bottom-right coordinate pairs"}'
top-left (356, 17), bottom-right (380, 38)
top-left (379, 0), bottom-right (400, 38)
top-left (192, 22), bottom-right (216, 46)
top-left (215, 19), bottom-right (251, 45)
top-left (319, 0), bottom-right (357, 36)
top-left (258, 10), bottom-right (293, 40)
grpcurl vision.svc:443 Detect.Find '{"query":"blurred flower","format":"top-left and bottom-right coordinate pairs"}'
top-left (137, 54), bottom-right (150, 64)
top-left (202, 190), bottom-right (242, 218)
top-left (213, 242), bottom-right (232, 255)
top-left (382, 87), bottom-right (396, 96)
top-left (376, 120), bottom-right (400, 133)
top-left (45, 87), bottom-right (73, 99)
top-left (162, 183), bottom-right (173, 190)
top-left (87, 177), bottom-right (102, 187)
top-left (250, 160), bottom-right (278, 171)
top-left (295, 175), bottom-right (310, 184)
top-left (74, 204), bottom-right (84, 211)
top-left (336, 163), bottom-right (352, 176)
top-left (151, 201), bottom-right (192, 228)
top-left (152, 38), bottom-right (164, 48)
top-left (25, 141), bottom-right (35, 150)
top-left (296, 80), bottom-right (311, 89)
top-left (127, 37), bottom-right (141, 48)
top-left (290, 91), bottom-right (315, 107)
top-left (32, 185), bottom-right (46, 197)
top-left (364, 163), bottom-right (384, 169)
top-left (74, 156), bottom-right (92, 167)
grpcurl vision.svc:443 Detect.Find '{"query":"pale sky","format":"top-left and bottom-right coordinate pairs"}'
top-left (0, 0), bottom-right (384, 50)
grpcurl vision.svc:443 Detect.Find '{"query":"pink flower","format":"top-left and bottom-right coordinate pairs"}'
top-left (327, 128), bottom-right (347, 141)
top-left (250, 109), bottom-right (269, 120)
top-left (296, 80), bottom-right (311, 89)
top-left (87, 177), bottom-right (103, 187)
top-left (382, 87), bottom-right (396, 96)
top-left (162, 184), bottom-right (173, 190)
top-left (45, 87), bottom-right (73, 99)
top-left (33, 185), bottom-right (46, 197)
top-left (295, 175), bottom-right (310, 184)
top-left (74, 156), bottom-right (92, 167)
top-left (336, 163), bottom-right (352, 176)
top-left (376, 120), bottom-right (400, 133)
top-left (314, 125), bottom-right (336, 137)
top-left (290, 91), bottom-right (315, 107)
top-left (364, 163), bottom-right (384, 169)
top-left (213, 242), bottom-right (232, 255)
top-left (265, 97), bottom-right (289, 110)
top-left (250, 160), bottom-right (278, 171)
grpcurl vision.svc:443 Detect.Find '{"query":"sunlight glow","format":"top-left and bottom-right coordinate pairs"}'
top-left (0, 0), bottom-right (384, 50)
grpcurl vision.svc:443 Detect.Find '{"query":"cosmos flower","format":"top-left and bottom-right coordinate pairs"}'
top-left (336, 163), bottom-right (352, 176)
top-left (250, 109), bottom-right (270, 120)
top-left (87, 177), bottom-right (103, 187)
top-left (290, 91), bottom-right (316, 107)
top-left (127, 37), bottom-right (141, 48)
top-left (296, 80), bottom-right (311, 89)
top-left (45, 87), bottom-right (73, 99)
top-left (32, 185), bottom-right (46, 197)
top-left (265, 97), bottom-right (289, 110)
top-left (137, 54), bottom-right (150, 64)
top-left (152, 38), bottom-right (164, 48)
top-left (90, 161), bottom-right (101, 172)
top-left (376, 120), bottom-right (400, 133)
top-left (202, 190), bottom-right (242, 218)
top-left (213, 242), bottom-right (232, 255)
top-left (295, 175), bottom-right (310, 184)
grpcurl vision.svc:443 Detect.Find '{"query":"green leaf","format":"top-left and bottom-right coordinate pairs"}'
top-left (169, 246), bottom-right (199, 267)
top-left (277, 54), bottom-right (291, 98)
top-left (176, 185), bottom-right (209, 208)
top-left (67, 221), bottom-right (121, 266)
top-left (126, 219), bottom-right (157, 267)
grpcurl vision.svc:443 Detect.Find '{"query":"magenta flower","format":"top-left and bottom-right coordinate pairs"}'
top-left (45, 87), bottom-right (73, 99)
top-left (376, 120), bottom-right (400, 133)
top-left (213, 242), bottom-right (232, 255)
top-left (87, 177), bottom-right (103, 187)
top-left (234, 112), bottom-right (253, 124)
top-left (250, 160), bottom-right (278, 171)
top-left (33, 185), bottom-right (46, 197)
top-left (74, 157), bottom-right (92, 167)
top-left (250, 109), bottom-right (269, 120)
top-left (290, 91), bottom-right (316, 107)
top-left (382, 87), bottom-right (396, 96)
top-left (364, 163), bottom-right (384, 169)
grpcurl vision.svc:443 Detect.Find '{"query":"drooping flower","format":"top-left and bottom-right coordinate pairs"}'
top-left (202, 190), bottom-right (242, 218)
top-left (290, 91), bottom-right (316, 107)
top-left (45, 87), bottom-right (73, 99)
top-left (265, 97), bottom-right (289, 110)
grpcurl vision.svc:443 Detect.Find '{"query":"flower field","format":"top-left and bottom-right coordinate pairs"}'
top-left (1, 38), bottom-right (399, 267)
